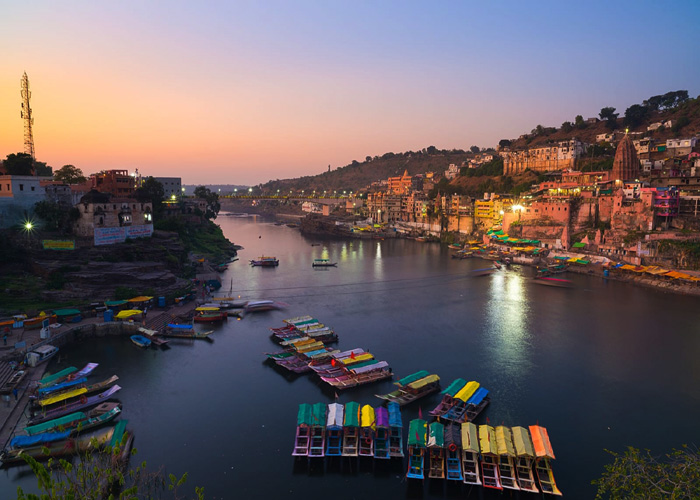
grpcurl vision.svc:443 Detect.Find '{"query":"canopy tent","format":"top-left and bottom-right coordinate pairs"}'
top-left (427, 421), bottom-right (444, 448)
top-left (479, 425), bottom-right (498, 455)
top-left (408, 374), bottom-right (440, 390)
top-left (495, 426), bottom-right (516, 457)
top-left (529, 425), bottom-right (556, 459)
top-left (296, 403), bottom-right (313, 426)
top-left (326, 403), bottom-right (344, 429)
top-left (104, 300), bottom-right (128, 307)
top-left (311, 403), bottom-right (327, 428)
top-left (360, 405), bottom-right (375, 429)
top-left (344, 402), bottom-right (360, 427)
top-left (511, 426), bottom-right (536, 457)
top-left (441, 378), bottom-right (467, 396)
top-left (408, 419), bottom-right (427, 447)
top-left (375, 406), bottom-right (389, 428)
top-left (53, 309), bottom-right (81, 317)
top-left (454, 381), bottom-right (480, 402)
top-left (195, 306), bottom-right (220, 312)
top-left (387, 402), bottom-right (402, 428)
top-left (396, 370), bottom-right (430, 386)
top-left (460, 422), bottom-right (479, 453)
top-left (115, 309), bottom-right (142, 319)
top-left (127, 296), bottom-right (153, 303)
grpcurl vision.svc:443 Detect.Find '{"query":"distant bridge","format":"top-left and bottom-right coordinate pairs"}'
top-left (220, 194), bottom-right (355, 205)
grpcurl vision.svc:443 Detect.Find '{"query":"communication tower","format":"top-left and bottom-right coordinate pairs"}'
top-left (20, 71), bottom-right (35, 160)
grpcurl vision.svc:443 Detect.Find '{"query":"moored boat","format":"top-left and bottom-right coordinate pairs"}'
top-left (444, 424), bottom-right (462, 481)
top-left (130, 335), bottom-right (151, 348)
top-left (319, 361), bottom-right (392, 390)
top-left (496, 425), bottom-right (520, 491)
top-left (427, 421), bottom-right (445, 479)
top-left (23, 402), bottom-right (122, 436)
top-left (312, 259), bottom-right (337, 267)
top-left (387, 402), bottom-right (404, 458)
top-left (250, 256), bottom-right (279, 267)
top-left (308, 403), bottom-right (327, 458)
top-left (358, 405), bottom-right (375, 457)
top-left (162, 324), bottom-right (213, 339)
top-left (512, 426), bottom-right (539, 493)
top-left (31, 375), bottom-right (119, 409)
top-left (25, 345), bottom-right (59, 367)
top-left (38, 363), bottom-right (98, 389)
top-left (325, 403), bottom-right (343, 457)
top-left (373, 406), bottom-right (390, 459)
top-left (461, 422), bottom-right (482, 486)
top-left (0, 370), bottom-right (27, 395)
top-left (529, 425), bottom-right (562, 496)
top-left (479, 424), bottom-right (503, 490)
top-left (341, 402), bottom-right (360, 457)
top-left (244, 300), bottom-right (285, 313)
top-left (532, 276), bottom-right (574, 288)
top-left (27, 385), bottom-right (122, 426)
top-left (406, 419), bottom-right (427, 480)
top-left (375, 370), bottom-right (440, 406)
top-left (292, 403), bottom-right (313, 457)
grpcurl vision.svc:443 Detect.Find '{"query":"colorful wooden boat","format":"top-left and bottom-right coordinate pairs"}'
top-left (319, 361), bottom-right (392, 390)
top-left (162, 324), bottom-right (213, 339)
top-left (244, 300), bottom-right (285, 312)
top-left (406, 419), bottom-right (427, 480)
top-left (529, 425), bottom-right (562, 496)
top-left (38, 363), bottom-right (98, 389)
top-left (32, 375), bottom-right (119, 409)
top-left (250, 256), bottom-right (279, 267)
top-left (292, 403), bottom-right (313, 457)
top-left (341, 402), bottom-right (360, 457)
top-left (130, 334), bottom-right (151, 348)
top-left (479, 424), bottom-right (503, 490)
top-left (312, 259), bottom-right (337, 267)
top-left (461, 422), bottom-right (482, 486)
top-left (373, 406), bottom-right (390, 459)
top-left (358, 405), bottom-right (375, 457)
top-left (25, 345), bottom-right (59, 367)
top-left (387, 402), bottom-right (404, 458)
top-left (308, 403), bottom-right (327, 458)
top-left (444, 424), bottom-right (462, 481)
top-left (28, 385), bottom-right (122, 425)
top-left (496, 425), bottom-right (520, 491)
top-left (512, 426), bottom-right (539, 493)
top-left (325, 403), bottom-right (343, 457)
top-left (427, 421), bottom-right (445, 479)
top-left (532, 276), bottom-right (574, 288)
top-left (375, 370), bottom-right (440, 406)
top-left (430, 378), bottom-right (467, 416)
top-left (0, 370), bottom-right (27, 395)
top-left (193, 310), bottom-right (227, 322)
top-left (23, 402), bottom-right (122, 436)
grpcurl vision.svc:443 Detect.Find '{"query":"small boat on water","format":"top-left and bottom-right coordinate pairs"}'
top-left (470, 267), bottom-right (495, 277)
top-left (406, 419), bottom-right (427, 480)
top-left (512, 426), bottom-right (539, 493)
top-left (529, 425), bottom-right (562, 496)
top-left (138, 327), bottom-right (169, 347)
top-left (387, 402), bottom-right (404, 458)
top-left (23, 402), bottom-right (122, 436)
top-left (245, 300), bottom-right (286, 313)
top-left (461, 422), bottom-right (482, 486)
top-left (292, 403), bottom-right (313, 457)
top-left (479, 424), bottom-right (503, 490)
top-left (250, 256), bottom-right (279, 267)
top-left (0, 370), bottom-right (27, 395)
top-left (428, 421), bottom-right (446, 479)
top-left (374, 406), bottom-right (390, 459)
top-left (496, 425), bottom-right (520, 491)
top-left (358, 405), bottom-right (375, 457)
top-left (193, 311), bottom-right (228, 323)
top-left (162, 324), bottom-right (213, 339)
top-left (532, 276), bottom-right (574, 288)
top-left (38, 363), bottom-right (99, 389)
top-left (341, 402), bottom-right (360, 457)
top-left (325, 403), bottom-right (343, 457)
top-left (375, 370), bottom-right (440, 406)
top-left (130, 335), bottom-right (151, 348)
top-left (31, 375), bottom-right (120, 409)
top-left (25, 345), bottom-right (59, 367)
top-left (444, 424), bottom-right (462, 481)
top-left (27, 385), bottom-right (122, 425)
top-left (312, 259), bottom-right (337, 268)
top-left (308, 403), bottom-right (327, 458)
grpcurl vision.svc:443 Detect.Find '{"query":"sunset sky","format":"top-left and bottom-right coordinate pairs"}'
top-left (1, 1), bottom-right (699, 185)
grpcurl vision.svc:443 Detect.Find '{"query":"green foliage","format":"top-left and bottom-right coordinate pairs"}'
top-left (624, 104), bottom-right (650, 128)
top-left (33, 201), bottom-right (79, 233)
top-left (34, 161), bottom-right (53, 177)
top-left (672, 115), bottom-right (690, 134)
top-left (47, 271), bottom-right (67, 290)
top-left (134, 177), bottom-right (165, 218)
top-left (575, 115), bottom-right (586, 129)
top-left (16, 437), bottom-right (204, 500)
top-left (461, 157), bottom-right (504, 178)
top-left (193, 186), bottom-right (221, 220)
top-left (3, 153), bottom-right (34, 175)
top-left (594, 446), bottom-right (700, 499)
top-left (560, 121), bottom-right (573, 133)
top-left (599, 107), bottom-right (619, 130)
top-left (580, 158), bottom-right (614, 172)
top-left (498, 139), bottom-right (511, 148)
top-left (54, 164), bottom-right (87, 185)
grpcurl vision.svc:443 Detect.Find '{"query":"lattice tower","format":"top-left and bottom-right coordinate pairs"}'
top-left (20, 71), bottom-right (35, 160)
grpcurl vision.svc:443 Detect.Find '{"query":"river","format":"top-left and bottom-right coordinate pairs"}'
top-left (2, 214), bottom-right (699, 499)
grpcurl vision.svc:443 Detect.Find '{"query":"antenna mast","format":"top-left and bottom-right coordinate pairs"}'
top-left (20, 71), bottom-right (36, 160)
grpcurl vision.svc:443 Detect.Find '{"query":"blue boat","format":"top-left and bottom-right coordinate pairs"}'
top-left (325, 403), bottom-right (343, 457)
top-left (130, 335), bottom-right (151, 348)
top-left (387, 402), bottom-right (404, 458)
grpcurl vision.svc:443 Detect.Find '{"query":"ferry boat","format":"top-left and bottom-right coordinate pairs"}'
top-left (25, 345), bottom-right (59, 367)
top-left (312, 259), bottom-right (337, 267)
top-left (250, 256), bottom-right (279, 267)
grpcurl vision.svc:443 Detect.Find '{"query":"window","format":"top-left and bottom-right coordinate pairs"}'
top-left (19, 184), bottom-right (24, 191)
top-left (31, 186), bottom-right (35, 191)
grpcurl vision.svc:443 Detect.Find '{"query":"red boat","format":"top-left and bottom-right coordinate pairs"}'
top-left (193, 312), bottom-right (228, 322)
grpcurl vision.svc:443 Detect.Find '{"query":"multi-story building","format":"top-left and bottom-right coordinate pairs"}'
top-left (73, 190), bottom-right (153, 245)
top-left (90, 170), bottom-right (136, 197)
top-left (152, 177), bottom-right (182, 198)
top-left (503, 139), bottom-right (588, 175)
top-left (387, 170), bottom-right (412, 194)
top-left (0, 175), bottom-right (50, 228)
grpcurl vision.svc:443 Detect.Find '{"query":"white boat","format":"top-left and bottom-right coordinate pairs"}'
top-left (25, 345), bottom-right (59, 367)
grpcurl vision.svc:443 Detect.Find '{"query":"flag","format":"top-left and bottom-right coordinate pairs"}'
top-left (350, 352), bottom-right (356, 360)
top-left (486, 416), bottom-right (490, 424)
top-left (334, 392), bottom-right (339, 401)
top-left (331, 359), bottom-right (336, 367)
top-left (418, 406), bottom-right (423, 419)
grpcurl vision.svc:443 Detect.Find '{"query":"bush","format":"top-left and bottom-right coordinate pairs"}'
top-left (114, 287), bottom-right (138, 300)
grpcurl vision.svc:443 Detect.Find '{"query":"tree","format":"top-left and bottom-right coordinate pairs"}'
top-left (575, 115), bottom-right (586, 129)
top-left (34, 161), bottom-right (52, 177)
top-left (134, 177), bottom-right (165, 217)
top-left (594, 446), bottom-right (700, 499)
top-left (560, 121), bottom-right (573, 133)
top-left (365, 156), bottom-right (372, 163)
top-left (33, 201), bottom-right (79, 233)
top-left (470, 146), bottom-right (480, 154)
top-left (599, 107), bottom-right (619, 130)
top-left (426, 145), bottom-right (438, 155)
top-left (193, 186), bottom-right (221, 220)
top-left (3, 152), bottom-right (34, 175)
top-left (498, 139), bottom-right (511, 148)
top-left (54, 164), bottom-right (87, 184)
top-left (623, 104), bottom-right (650, 128)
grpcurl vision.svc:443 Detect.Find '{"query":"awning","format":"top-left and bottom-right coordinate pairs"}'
top-left (54, 309), bottom-right (81, 317)
top-left (115, 309), bottom-right (142, 319)
top-left (572, 242), bottom-right (586, 248)
top-left (104, 300), bottom-right (127, 307)
top-left (128, 296), bottom-right (153, 303)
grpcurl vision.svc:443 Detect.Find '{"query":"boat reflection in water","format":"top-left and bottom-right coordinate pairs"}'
top-left (531, 277), bottom-right (574, 288)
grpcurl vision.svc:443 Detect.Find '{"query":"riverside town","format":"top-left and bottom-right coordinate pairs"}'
top-left (1, 3), bottom-right (700, 499)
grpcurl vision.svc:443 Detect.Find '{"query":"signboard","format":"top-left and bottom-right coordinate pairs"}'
top-left (94, 225), bottom-right (153, 246)
top-left (14, 341), bottom-right (26, 350)
top-left (42, 240), bottom-right (75, 250)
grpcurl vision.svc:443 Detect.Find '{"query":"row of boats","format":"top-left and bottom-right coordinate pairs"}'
top-left (290, 402), bottom-right (560, 495)
top-left (1, 361), bottom-right (132, 466)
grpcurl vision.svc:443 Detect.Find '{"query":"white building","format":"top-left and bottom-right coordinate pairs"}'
top-left (444, 164), bottom-right (460, 180)
top-left (152, 177), bottom-right (182, 198)
top-left (0, 175), bottom-right (49, 228)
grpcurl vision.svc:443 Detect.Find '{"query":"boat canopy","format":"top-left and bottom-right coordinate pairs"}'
top-left (195, 306), bottom-right (220, 311)
top-left (455, 381), bottom-right (480, 402)
top-left (297, 403), bottom-right (313, 426)
top-left (311, 403), bottom-right (327, 428)
top-left (511, 426), bottom-right (535, 457)
top-left (352, 361), bottom-right (388, 375)
top-left (104, 300), bottom-right (128, 307)
top-left (441, 378), bottom-right (467, 396)
top-left (54, 309), bottom-right (81, 317)
top-left (375, 406), bottom-right (389, 428)
top-left (39, 367), bottom-right (77, 387)
top-left (408, 419), bottom-right (427, 447)
top-left (387, 402), bottom-right (402, 428)
top-left (360, 405), bottom-right (376, 429)
top-left (466, 387), bottom-right (489, 406)
top-left (37, 377), bottom-right (87, 396)
top-left (128, 296), bottom-right (153, 302)
top-left (24, 412), bottom-right (86, 435)
top-left (479, 425), bottom-right (498, 455)
top-left (345, 359), bottom-right (379, 371)
top-left (342, 353), bottom-right (374, 365)
top-left (327, 403), bottom-right (344, 429)
top-left (496, 426), bottom-right (516, 457)
top-left (428, 421), bottom-right (444, 448)
top-left (460, 422), bottom-right (479, 453)
top-left (109, 419), bottom-right (128, 448)
top-left (167, 323), bottom-right (193, 329)
top-left (11, 430), bottom-right (71, 448)
top-left (38, 387), bottom-right (88, 407)
top-left (444, 424), bottom-right (462, 449)
top-left (115, 309), bottom-right (142, 319)
top-left (409, 374), bottom-right (440, 390)
top-left (344, 402), bottom-right (360, 427)
top-left (529, 425), bottom-right (556, 459)
top-left (397, 370), bottom-right (430, 386)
